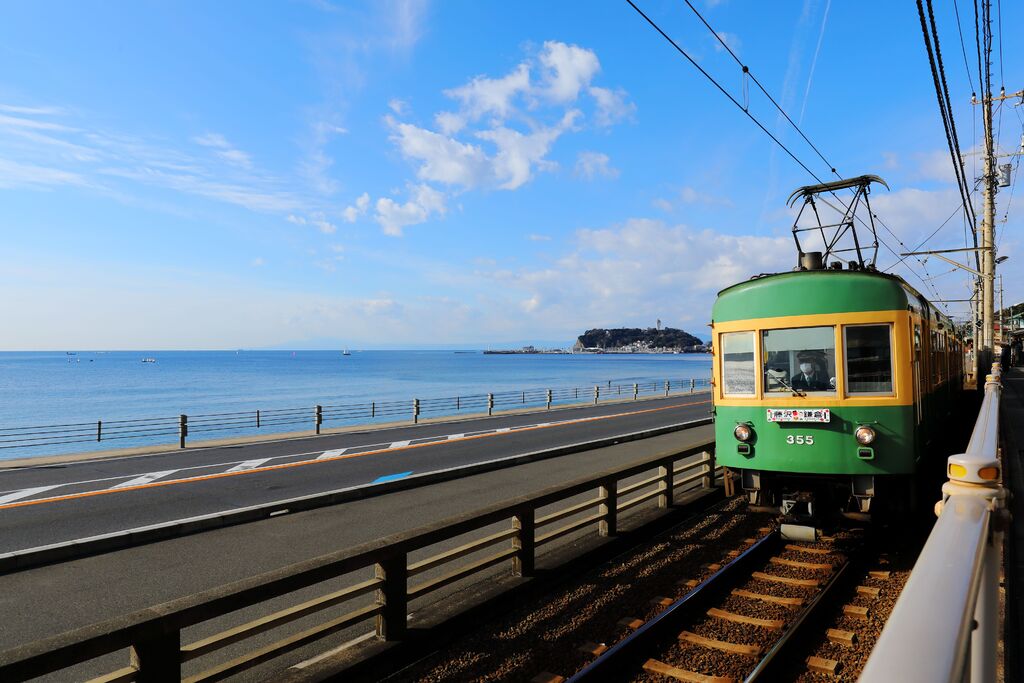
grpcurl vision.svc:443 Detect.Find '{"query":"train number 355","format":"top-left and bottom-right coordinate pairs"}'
top-left (786, 435), bottom-right (814, 445)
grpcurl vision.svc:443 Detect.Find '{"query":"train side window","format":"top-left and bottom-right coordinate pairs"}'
top-left (844, 324), bottom-right (894, 395)
top-left (762, 326), bottom-right (836, 394)
top-left (721, 332), bottom-right (756, 396)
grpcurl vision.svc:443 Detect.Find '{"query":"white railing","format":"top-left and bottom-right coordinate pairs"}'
top-left (860, 363), bottom-right (1008, 682)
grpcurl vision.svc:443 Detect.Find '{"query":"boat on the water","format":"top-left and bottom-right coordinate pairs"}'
top-left (141, 357), bottom-right (156, 363)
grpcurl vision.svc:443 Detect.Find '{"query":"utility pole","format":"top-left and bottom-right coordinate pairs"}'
top-left (979, 0), bottom-right (996, 359)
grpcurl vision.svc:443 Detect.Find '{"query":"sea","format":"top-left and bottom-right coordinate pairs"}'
top-left (0, 350), bottom-right (712, 460)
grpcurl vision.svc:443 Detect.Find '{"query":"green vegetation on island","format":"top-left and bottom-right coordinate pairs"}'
top-left (574, 327), bottom-right (707, 353)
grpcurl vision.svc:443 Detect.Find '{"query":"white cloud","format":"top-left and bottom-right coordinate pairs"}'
top-left (286, 214), bottom-right (307, 225)
top-left (251, 257), bottom-right (265, 267)
top-left (527, 233), bottom-right (552, 241)
top-left (434, 111), bottom-right (465, 135)
top-left (713, 31), bottom-right (741, 54)
top-left (342, 192), bottom-right (371, 222)
top-left (574, 151), bottom-right (619, 180)
top-left (388, 98), bottom-right (409, 115)
top-left (310, 211), bottom-right (337, 234)
top-left (481, 218), bottom-right (792, 328)
top-left (389, 118), bottom-right (491, 187)
top-left (374, 184), bottom-right (447, 236)
top-left (538, 41), bottom-right (601, 103)
top-left (443, 62), bottom-right (531, 122)
top-left (588, 86), bottom-right (635, 127)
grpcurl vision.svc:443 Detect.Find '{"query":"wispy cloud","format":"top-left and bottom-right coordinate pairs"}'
top-left (574, 151), bottom-right (619, 180)
top-left (193, 132), bottom-right (254, 169)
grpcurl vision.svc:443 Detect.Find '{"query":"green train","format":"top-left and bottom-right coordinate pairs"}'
top-left (711, 260), bottom-right (964, 522)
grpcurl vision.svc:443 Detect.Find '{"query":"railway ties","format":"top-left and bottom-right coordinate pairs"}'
top-left (558, 531), bottom-right (862, 683)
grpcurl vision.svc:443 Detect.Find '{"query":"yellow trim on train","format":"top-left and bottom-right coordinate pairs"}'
top-left (712, 310), bottom-right (916, 407)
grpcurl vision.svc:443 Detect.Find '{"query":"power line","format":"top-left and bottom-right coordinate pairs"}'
top-left (951, 0), bottom-right (975, 89)
top-left (623, 0), bottom-right (831, 186)
top-left (627, 0), bottom-right (949, 305)
top-left (918, 0), bottom-right (979, 237)
top-left (680, 0), bottom-right (839, 178)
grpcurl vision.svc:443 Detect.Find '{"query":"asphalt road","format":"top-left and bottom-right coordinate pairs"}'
top-left (0, 422), bottom-right (716, 680)
top-left (0, 394), bottom-right (710, 553)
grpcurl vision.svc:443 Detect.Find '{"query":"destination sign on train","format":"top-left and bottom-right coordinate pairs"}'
top-left (766, 409), bottom-right (831, 423)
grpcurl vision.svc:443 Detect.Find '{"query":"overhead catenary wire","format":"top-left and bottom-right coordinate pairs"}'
top-left (623, 0), bottom-right (831, 186)
top-left (680, 0), bottom-right (838, 177)
top-left (626, 0), bottom-right (951, 308)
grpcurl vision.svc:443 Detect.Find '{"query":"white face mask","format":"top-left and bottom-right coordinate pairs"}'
top-left (799, 363), bottom-right (813, 374)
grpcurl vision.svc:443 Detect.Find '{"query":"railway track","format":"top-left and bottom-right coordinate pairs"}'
top-left (559, 530), bottom-right (864, 683)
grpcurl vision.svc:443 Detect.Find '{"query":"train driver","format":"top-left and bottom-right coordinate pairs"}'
top-left (790, 352), bottom-right (830, 391)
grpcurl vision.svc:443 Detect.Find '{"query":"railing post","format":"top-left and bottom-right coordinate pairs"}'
top-left (375, 555), bottom-right (408, 641)
top-left (665, 380), bottom-right (670, 396)
top-left (413, 398), bottom-right (420, 424)
top-left (130, 629), bottom-right (181, 682)
top-left (487, 393), bottom-right (494, 416)
top-left (703, 449), bottom-right (716, 488)
top-left (546, 389), bottom-right (552, 409)
top-left (594, 385), bottom-right (600, 405)
top-left (256, 410), bottom-right (260, 428)
top-left (522, 391), bottom-right (526, 404)
top-left (658, 459), bottom-right (674, 508)
top-left (178, 414), bottom-right (187, 449)
top-left (599, 479), bottom-right (617, 536)
top-left (96, 420), bottom-right (102, 442)
top-left (314, 404), bottom-right (322, 434)
top-left (690, 378), bottom-right (696, 393)
top-left (456, 396), bottom-right (460, 411)
top-left (371, 401), bottom-right (375, 418)
top-left (512, 508), bottom-right (536, 577)
top-left (575, 387), bottom-right (578, 399)
top-left (633, 383), bottom-right (638, 400)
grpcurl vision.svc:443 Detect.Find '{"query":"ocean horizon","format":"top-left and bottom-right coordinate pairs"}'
top-left (0, 350), bottom-right (712, 460)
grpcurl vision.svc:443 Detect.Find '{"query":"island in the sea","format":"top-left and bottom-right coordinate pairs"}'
top-left (572, 326), bottom-right (709, 354)
top-left (483, 326), bottom-right (710, 354)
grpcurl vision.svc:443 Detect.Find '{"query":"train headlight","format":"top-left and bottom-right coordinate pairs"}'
top-left (855, 425), bottom-right (877, 445)
top-left (734, 423), bottom-right (754, 442)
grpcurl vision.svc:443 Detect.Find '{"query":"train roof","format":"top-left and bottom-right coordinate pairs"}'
top-left (712, 268), bottom-right (955, 329)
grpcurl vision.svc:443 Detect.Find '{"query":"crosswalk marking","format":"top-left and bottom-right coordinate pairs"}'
top-left (317, 449), bottom-right (347, 460)
top-left (111, 470), bottom-right (178, 489)
top-left (388, 440), bottom-right (411, 449)
top-left (0, 485), bottom-right (62, 505)
top-left (227, 458), bottom-right (271, 473)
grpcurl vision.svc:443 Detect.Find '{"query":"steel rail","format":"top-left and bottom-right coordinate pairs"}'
top-left (568, 531), bottom-right (857, 682)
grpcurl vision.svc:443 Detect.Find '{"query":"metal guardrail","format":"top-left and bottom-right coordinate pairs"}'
top-left (0, 376), bottom-right (712, 454)
top-left (0, 441), bottom-right (719, 682)
top-left (861, 363), bottom-right (1008, 682)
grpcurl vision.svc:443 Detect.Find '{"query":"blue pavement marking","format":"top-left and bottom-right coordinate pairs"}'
top-left (371, 471), bottom-right (413, 484)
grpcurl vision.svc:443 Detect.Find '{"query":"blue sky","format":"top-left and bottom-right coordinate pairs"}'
top-left (0, 0), bottom-right (1021, 349)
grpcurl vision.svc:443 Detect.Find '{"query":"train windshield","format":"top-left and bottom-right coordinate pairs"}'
top-left (762, 326), bottom-right (836, 394)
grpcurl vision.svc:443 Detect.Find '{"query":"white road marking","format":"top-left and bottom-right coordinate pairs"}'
top-left (0, 399), bottom-right (705, 505)
top-left (317, 449), bottom-right (347, 460)
top-left (227, 458), bottom-right (272, 473)
top-left (0, 485), bottom-right (62, 505)
top-left (111, 470), bottom-right (178, 489)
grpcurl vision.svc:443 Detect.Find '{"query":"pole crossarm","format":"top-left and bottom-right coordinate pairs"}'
top-left (900, 250), bottom-right (983, 277)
